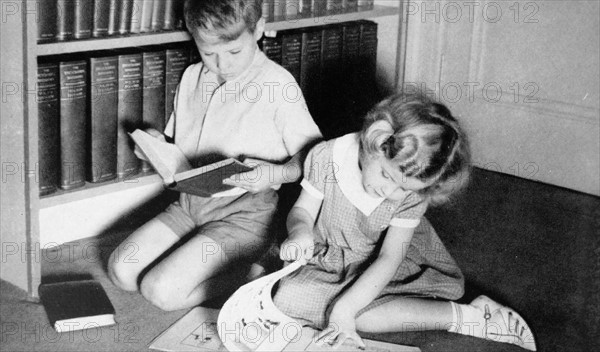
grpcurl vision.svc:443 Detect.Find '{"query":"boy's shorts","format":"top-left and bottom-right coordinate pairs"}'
top-left (156, 190), bottom-right (279, 263)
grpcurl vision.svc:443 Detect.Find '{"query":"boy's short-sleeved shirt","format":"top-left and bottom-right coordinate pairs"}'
top-left (165, 48), bottom-right (321, 166)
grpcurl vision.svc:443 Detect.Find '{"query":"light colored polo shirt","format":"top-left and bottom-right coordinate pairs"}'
top-left (165, 48), bottom-right (322, 167)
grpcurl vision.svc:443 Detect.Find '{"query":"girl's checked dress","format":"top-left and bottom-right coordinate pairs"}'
top-left (273, 133), bottom-right (465, 329)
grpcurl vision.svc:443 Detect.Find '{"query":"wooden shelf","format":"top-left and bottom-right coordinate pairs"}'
top-left (37, 6), bottom-right (396, 56)
top-left (39, 173), bottom-right (163, 209)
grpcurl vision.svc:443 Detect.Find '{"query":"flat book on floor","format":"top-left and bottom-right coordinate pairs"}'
top-left (129, 129), bottom-right (254, 197)
top-left (39, 280), bottom-right (116, 333)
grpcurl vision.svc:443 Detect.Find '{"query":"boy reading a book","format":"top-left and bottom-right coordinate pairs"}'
top-left (108, 0), bottom-right (322, 311)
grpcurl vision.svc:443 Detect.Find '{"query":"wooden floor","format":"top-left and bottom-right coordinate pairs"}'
top-left (1, 168), bottom-right (598, 351)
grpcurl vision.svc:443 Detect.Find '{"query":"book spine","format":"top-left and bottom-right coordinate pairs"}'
top-left (59, 60), bottom-right (87, 189)
top-left (142, 50), bottom-right (166, 173)
top-left (285, 0), bottom-right (299, 18)
top-left (311, 0), bottom-right (327, 16)
top-left (165, 47), bottom-right (189, 123)
top-left (357, 0), bottom-right (372, 10)
top-left (327, 0), bottom-right (344, 14)
top-left (299, 0), bottom-right (311, 15)
top-left (345, 0), bottom-right (358, 13)
top-left (88, 56), bottom-right (119, 183)
top-left (174, 0), bottom-right (186, 29)
top-left (262, 0), bottom-right (273, 22)
top-left (117, 53), bottom-right (143, 179)
top-left (321, 25), bottom-right (343, 69)
top-left (139, 0), bottom-right (154, 32)
top-left (281, 31), bottom-right (302, 84)
top-left (273, 0), bottom-right (284, 21)
top-left (92, 0), bottom-right (111, 37)
top-left (37, 63), bottom-right (60, 196)
top-left (163, 0), bottom-right (176, 30)
top-left (130, 0), bottom-right (144, 33)
top-left (359, 20), bottom-right (378, 78)
top-left (300, 29), bottom-right (322, 100)
top-left (107, 0), bottom-right (121, 36)
top-left (37, 0), bottom-right (57, 43)
top-left (56, 0), bottom-right (74, 41)
top-left (118, 0), bottom-right (133, 35)
top-left (151, 0), bottom-right (165, 32)
top-left (342, 22), bottom-right (361, 66)
top-left (262, 36), bottom-right (283, 65)
top-left (74, 0), bottom-right (93, 39)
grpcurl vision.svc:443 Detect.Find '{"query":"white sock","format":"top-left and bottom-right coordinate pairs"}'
top-left (448, 302), bottom-right (486, 338)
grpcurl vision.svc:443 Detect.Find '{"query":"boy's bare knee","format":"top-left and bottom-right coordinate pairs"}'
top-left (107, 252), bottom-right (138, 292)
top-left (140, 276), bottom-right (183, 311)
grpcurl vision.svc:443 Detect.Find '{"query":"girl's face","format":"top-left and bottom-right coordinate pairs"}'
top-left (360, 154), bottom-right (433, 201)
top-left (193, 21), bottom-right (263, 83)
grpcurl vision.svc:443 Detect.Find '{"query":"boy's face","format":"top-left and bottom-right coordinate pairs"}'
top-left (192, 20), bottom-right (264, 83)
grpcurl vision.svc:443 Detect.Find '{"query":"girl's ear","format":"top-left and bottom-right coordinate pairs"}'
top-left (253, 17), bottom-right (265, 41)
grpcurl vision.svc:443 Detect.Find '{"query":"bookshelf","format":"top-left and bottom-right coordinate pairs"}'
top-left (0, 1), bottom-right (403, 298)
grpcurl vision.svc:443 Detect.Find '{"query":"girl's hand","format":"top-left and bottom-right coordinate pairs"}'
top-left (316, 308), bottom-right (365, 350)
top-left (222, 158), bottom-right (278, 194)
top-left (280, 235), bottom-right (314, 263)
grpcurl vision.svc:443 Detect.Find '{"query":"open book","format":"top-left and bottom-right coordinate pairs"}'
top-left (130, 129), bottom-right (254, 197)
top-left (149, 263), bottom-right (420, 352)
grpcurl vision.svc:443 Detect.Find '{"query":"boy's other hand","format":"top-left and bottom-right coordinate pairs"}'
top-left (133, 128), bottom-right (167, 161)
top-left (223, 158), bottom-right (279, 193)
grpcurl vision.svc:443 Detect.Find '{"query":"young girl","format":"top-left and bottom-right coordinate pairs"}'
top-left (274, 94), bottom-right (536, 351)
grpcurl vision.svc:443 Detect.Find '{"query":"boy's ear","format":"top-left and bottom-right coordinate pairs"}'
top-left (253, 17), bottom-right (265, 41)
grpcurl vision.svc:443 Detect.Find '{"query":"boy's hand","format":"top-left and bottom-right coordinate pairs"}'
top-left (223, 158), bottom-right (279, 193)
top-left (134, 128), bottom-right (167, 161)
top-left (280, 235), bottom-right (314, 262)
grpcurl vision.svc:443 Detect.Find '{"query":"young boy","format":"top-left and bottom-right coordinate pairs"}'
top-left (108, 0), bottom-right (322, 311)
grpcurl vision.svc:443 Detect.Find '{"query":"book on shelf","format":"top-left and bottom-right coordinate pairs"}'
top-left (151, 0), bottom-right (166, 32)
top-left (38, 0), bottom-right (57, 43)
top-left (107, 0), bottom-right (120, 36)
top-left (56, 0), bottom-right (75, 41)
top-left (346, 0), bottom-right (359, 13)
top-left (93, 0), bottom-right (111, 37)
top-left (39, 280), bottom-right (116, 333)
top-left (165, 45), bottom-right (190, 123)
top-left (117, 52), bottom-right (144, 179)
top-left (59, 59), bottom-right (87, 190)
top-left (139, 0), bottom-right (155, 32)
top-left (300, 28), bottom-right (323, 114)
top-left (141, 49), bottom-right (167, 173)
top-left (37, 62), bottom-right (60, 196)
top-left (88, 55), bottom-right (119, 183)
top-left (262, 0), bottom-right (274, 22)
top-left (285, 0), bottom-right (300, 19)
top-left (281, 30), bottom-right (302, 84)
top-left (130, 0), bottom-right (144, 33)
top-left (326, 0), bottom-right (344, 14)
top-left (118, 0), bottom-right (134, 35)
top-left (163, 0), bottom-right (177, 31)
top-left (74, 0), bottom-right (93, 39)
top-left (129, 130), bottom-right (254, 197)
top-left (262, 34), bottom-right (284, 65)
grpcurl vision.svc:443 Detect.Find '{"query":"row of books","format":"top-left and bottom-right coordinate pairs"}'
top-left (37, 43), bottom-right (198, 195)
top-left (37, 19), bottom-right (377, 196)
top-left (37, 0), bottom-right (185, 43)
top-left (37, 0), bottom-right (376, 43)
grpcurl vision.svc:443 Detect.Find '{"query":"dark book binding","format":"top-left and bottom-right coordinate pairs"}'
top-left (37, 0), bottom-right (57, 43)
top-left (74, 0), bottom-right (93, 39)
top-left (107, 0), bottom-right (121, 36)
top-left (281, 30), bottom-right (302, 84)
top-left (59, 60), bottom-right (87, 190)
top-left (56, 0), bottom-right (74, 41)
top-left (117, 53), bottom-right (143, 179)
top-left (358, 20), bottom-right (378, 80)
top-left (142, 50), bottom-right (166, 173)
top-left (139, 0), bottom-right (154, 32)
top-left (300, 29), bottom-right (322, 114)
top-left (88, 56), bottom-right (119, 183)
top-left (342, 22), bottom-right (361, 66)
top-left (165, 46), bottom-right (189, 122)
top-left (92, 0), bottom-right (111, 37)
top-left (37, 62), bottom-right (60, 196)
top-left (118, 0), bottom-right (134, 35)
top-left (39, 280), bottom-right (116, 332)
top-left (311, 0), bottom-right (327, 16)
top-left (150, 0), bottom-right (165, 32)
top-left (345, 0), bottom-right (359, 13)
top-left (262, 35), bottom-right (283, 65)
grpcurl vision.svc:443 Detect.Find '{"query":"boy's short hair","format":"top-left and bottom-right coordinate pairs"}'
top-left (185, 0), bottom-right (263, 40)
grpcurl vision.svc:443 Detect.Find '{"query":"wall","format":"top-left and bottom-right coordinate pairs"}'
top-left (403, 0), bottom-right (600, 195)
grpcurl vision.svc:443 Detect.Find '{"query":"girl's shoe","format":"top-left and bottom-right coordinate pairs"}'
top-left (470, 295), bottom-right (537, 351)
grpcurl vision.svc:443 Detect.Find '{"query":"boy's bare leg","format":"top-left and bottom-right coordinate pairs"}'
top-left (108, 219), bottom-right (180, 292)
top-left (356, 298), bottom-right (453, 333)
top-left (139, 234), bottom-right (247, 311)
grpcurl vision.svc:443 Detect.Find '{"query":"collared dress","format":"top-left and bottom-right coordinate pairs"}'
top-left (273, 133), bottom-right (464, 328)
